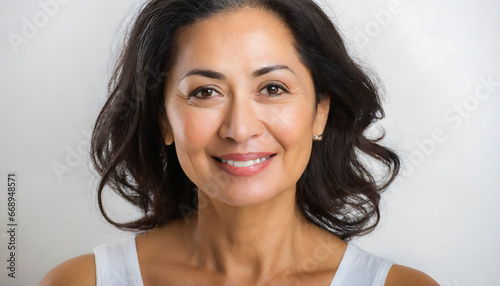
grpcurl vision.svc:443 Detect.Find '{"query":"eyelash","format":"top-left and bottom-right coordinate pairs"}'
top-left (188, 86), bottom-right (219, 99)
top-left (188, 82), bottom-right (290, 99)
top-left (261, 82), bottom-right (290, 97)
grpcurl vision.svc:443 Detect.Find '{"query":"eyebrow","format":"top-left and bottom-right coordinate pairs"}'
top-left (181, 65), bottom-right (295, 81)
top-left (182, 69), bottom-right (226, 80)
top-left (252, 65), bottom-right (295, 77)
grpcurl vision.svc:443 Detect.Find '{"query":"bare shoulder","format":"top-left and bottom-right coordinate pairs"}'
top-left (385, 264), bottom-right (439, 286)
top-left (39, 254), bottom-right (96, 286)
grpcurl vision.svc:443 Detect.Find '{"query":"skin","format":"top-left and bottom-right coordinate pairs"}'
top-left (40, 8), bottom-right (438, 286)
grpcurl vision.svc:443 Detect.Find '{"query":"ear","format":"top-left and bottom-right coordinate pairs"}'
top-left (158, 109), bottom-right (174, 146)
top-left (313, 97), bottom-right (330, 136)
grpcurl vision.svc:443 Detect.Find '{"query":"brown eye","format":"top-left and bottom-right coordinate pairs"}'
top-left (201, 88), bottom-right (214, 97)
top-left (267, 85), bottom-right (280, 95)
top-left (261, 83), bottom-right (289, 97)
top-left (189, 87), bottom-right (221, 99)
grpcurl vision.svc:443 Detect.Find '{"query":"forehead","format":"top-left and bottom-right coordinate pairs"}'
top-left (172, 8), bottom-right (300, 72)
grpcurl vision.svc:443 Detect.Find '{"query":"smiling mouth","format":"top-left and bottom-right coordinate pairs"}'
top-left (214, 155), bottom-right (275, 167)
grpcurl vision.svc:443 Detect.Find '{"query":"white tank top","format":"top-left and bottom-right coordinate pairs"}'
top-left (94, 236), bottom-right (393, 286)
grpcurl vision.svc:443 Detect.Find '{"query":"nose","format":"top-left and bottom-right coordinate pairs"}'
top-left (218, 95), bottom-right (264, 143)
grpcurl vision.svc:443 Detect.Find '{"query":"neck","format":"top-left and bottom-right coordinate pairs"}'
top-left (185, 189), bottom-right (313, 280)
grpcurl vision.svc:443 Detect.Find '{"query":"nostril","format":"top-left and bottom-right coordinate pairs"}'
top-left (219, 121), bottom-right (262, 142)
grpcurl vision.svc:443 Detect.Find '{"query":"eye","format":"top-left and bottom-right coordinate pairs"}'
top-left (189, 87), bottom-right (221, 99)
top-left (260, 82), bottom-right (289, 97)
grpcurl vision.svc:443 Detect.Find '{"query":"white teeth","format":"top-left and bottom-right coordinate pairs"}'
top-left (219, 156), bottom-right (272, 167)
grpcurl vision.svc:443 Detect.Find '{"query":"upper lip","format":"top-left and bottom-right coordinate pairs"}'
top-left (215, 152), bottom-right (275, 161)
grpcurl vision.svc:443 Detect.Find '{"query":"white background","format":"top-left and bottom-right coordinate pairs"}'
top-left (0, 0), bottom-right (499, 285)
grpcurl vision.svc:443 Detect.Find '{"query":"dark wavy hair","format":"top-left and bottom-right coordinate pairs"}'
top-left (91, 0), bottom-right (400, 240)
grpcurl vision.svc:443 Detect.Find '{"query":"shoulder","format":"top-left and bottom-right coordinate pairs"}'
top-left (39, 254), bottom-right (96, 286)
top-left (385, 264), bottom-right (439, 286)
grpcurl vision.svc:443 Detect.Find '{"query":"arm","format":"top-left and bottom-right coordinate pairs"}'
top-left (39, 254), bottom-right (96, 286)
top-left (385, 264), bottom-right (439, 286)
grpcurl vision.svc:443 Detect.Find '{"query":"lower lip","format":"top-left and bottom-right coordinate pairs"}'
top-left (214, 156), bottom-right (275, 177)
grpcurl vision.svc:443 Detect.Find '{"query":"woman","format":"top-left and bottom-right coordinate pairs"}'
top-left (42, 0), bottom-right (438, 285)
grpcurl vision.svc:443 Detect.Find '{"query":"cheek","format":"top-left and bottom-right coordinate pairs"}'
top-left (266, 104), bottom-right (315, 145)
top-left (265, 103), bottom-right (315, 175)
top-left (167, 105), bottom-right (221, 185)
top-left (168, 105), bottom-right (220, 153)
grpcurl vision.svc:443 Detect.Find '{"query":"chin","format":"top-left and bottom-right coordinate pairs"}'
top-left (201, 184), bottom-right (289, 208)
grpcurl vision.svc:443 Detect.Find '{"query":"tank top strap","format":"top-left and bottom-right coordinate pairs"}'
top-left (94, 236), bottom-right (144, 286)
top-left (330, 243), bottom-right (393, 286)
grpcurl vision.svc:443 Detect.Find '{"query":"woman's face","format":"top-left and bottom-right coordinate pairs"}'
top-left (160, 8), bottom-right (329, 207)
